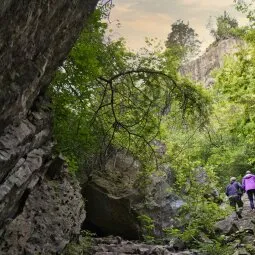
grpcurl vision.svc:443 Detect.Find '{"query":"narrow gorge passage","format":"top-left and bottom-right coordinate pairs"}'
top-left (2, 1), bottom-right (255, 255)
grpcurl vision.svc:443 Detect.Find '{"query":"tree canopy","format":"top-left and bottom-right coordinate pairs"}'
top-left (207, 11), bottom-right (239, 41)
top-left (49, 8), bottom-right (209, 175)
top-left (165, 19), bottom-right (201, 62)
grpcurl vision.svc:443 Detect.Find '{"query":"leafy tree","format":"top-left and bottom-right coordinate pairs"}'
top-left (165, 20), bottom-right (201, 63)
top-left (235, 0), bottom-right (255, 26)
top-left (213, 47), bottom-right (255, 169)
top-left (49, 8), bottom-right (209, 176)
top-left (207, 11), bottom-right (239, 41)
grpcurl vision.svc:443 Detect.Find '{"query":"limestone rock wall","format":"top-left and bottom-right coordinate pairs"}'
top-left (180, 38), bottom-right (243, 87)
top-left (0, 0), bottom-right (98, 254)
top-left (0, 97), bottom-right (52, 228)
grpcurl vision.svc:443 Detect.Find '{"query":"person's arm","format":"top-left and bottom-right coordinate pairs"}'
top-left (238, 182), bottom-right (243, 190)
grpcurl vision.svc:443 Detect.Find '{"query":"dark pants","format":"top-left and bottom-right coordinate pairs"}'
top-left (247, 189), bottom-right (255, 209)
top-left (229, 195), bottom-right (243, 216)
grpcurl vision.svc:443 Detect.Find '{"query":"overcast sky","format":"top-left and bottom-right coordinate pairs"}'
top-left (108, 0), bottom-right (247, 52)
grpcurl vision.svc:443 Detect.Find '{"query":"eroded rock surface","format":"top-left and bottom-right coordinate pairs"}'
top-left (0, 97), bottom-right (52, 229)
top-left (0, 168), bottom-right (85, 255)
top-left (0, 94), bottom-right (86, 255)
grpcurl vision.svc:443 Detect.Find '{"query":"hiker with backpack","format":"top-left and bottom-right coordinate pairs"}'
top-left (226, 177), bottom-right (244, 218)
top-left (242, 170), bottom-right (255, 211)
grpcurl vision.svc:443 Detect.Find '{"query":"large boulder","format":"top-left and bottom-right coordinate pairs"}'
top-left (215, 217), bottom-right (239, 235)
top-left (82, 150), bottom-right (184, 239)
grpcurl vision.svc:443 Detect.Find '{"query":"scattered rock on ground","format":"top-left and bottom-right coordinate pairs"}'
top-left (89, 236), bottom-right (197, 255)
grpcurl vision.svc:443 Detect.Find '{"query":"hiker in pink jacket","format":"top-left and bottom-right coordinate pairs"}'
top-left (242, 170), bottom-right (255, 210)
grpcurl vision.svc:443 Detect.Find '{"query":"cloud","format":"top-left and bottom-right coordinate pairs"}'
top-left (108, 0), bottom-right (247, 51)
top-left (109, 5), bottom-right (173, 50)
top-left (180, 0), bottom-right (233, 8)
top-left (114, 0), bottom-right (234, 15)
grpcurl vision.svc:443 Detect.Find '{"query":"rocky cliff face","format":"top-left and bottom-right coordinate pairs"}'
top-left (0, 1), bottom-right (98, 254)
top-left (180, 38), bottom-right (243, 87)
top-left (0, 0), bottom-right (97, 132)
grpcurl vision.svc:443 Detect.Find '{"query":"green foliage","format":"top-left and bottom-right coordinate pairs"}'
top-left (212, 45), bottom-right (255, 178)
top-left (198, 240), bottom-right (234, 255)
top-left (235, 1), bottom-right (255, 43)
top-left (137, 214), bottom-right (155, 243)
top-left (163, 161), bottom-right (229, 244)
top-left (207, 11), bottom-right (239, 41)
top-left (245, 243), bottom-right (255, 255)
top-left (63, 230), bottom-right (96, 255)
top-left (162, 4), bottom-right (255, 247)
top-left (235, 0), bottom-right (255, 27)
top-left (50, 8), bottom-right (109, 173)
top-left (165, 20), bottom-right (201, 62)
top-left (49, 7), bottom-right (209, 176)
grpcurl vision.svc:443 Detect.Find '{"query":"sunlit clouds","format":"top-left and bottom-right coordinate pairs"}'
top-left (108, 0), bottom-right (247, 52)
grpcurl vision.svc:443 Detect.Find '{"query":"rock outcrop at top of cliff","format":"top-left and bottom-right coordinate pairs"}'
top-left (180, 38), bottom-right (243, 87)
top-left (0, 1), bottom-right (98, 254)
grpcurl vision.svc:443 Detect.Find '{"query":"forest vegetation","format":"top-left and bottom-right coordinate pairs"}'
top-left (49, 0), bottom-right (255, 253)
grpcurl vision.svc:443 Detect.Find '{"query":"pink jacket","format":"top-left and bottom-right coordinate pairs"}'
top-left (242, 174), bottom-right (255, 191)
